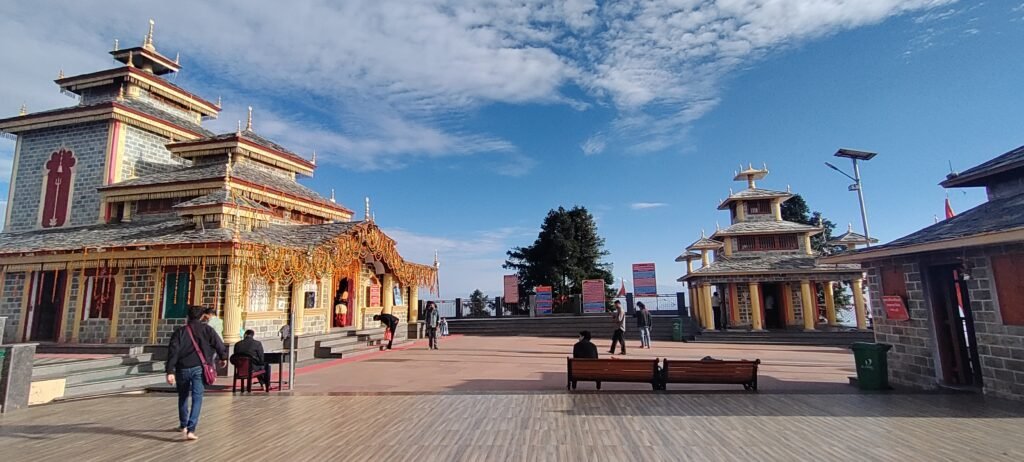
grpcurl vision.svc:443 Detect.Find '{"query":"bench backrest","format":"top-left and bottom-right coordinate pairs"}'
top-left (568, 358), bottom-right (659, 381)
top-left (663, 359), bottom-right (759, 383)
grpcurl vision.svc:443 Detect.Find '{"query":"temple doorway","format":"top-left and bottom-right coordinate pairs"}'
top-left (27, 270), bottom-right (67, 342)
top-left (927, 264), bottom-right (982, 387)
top-left (762, 283), bottom-right (784, 330)
top-left (333, 277), bottom-right (353, 327)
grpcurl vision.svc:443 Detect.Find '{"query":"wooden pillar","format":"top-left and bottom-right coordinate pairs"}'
top-left (688, 285), bottom-right (699, 323)
top-left (728, 283), bottom-right (740, 327)
top-left (18, 272), bottom-right (34, 342)
top-left (291, 280), bottom-right (305, 335)
top-left (783, 283), bottom-right (796, 326)
top-left (800, 279), bottom-right (816, 331)
top-left (700, 284), bottom-right (715, 331)
top-left (223, 264), bottom-right (242, 344)
top-left (148, 268), bottom-right (165, 344)
top-left (853, 278), bottom-right (868, 331)
top-left (408, 285), bottom-right (419, 323)
top-left (71, 269), bottom-right (88, 342)
top-left (58, 269), bottom-right (75, 343)
top-left (353, 267), bottom-right (363, 331)
top-left (824, 281), bottom-right (837, 326)
top-left (106, 270), bottom-right (127, 343)
top-left (748, 282), bottom-right (764, 331)
top-left (382, 273), bottom-right (395, 315)
top-left (193, 264), bottom-right (206, 306)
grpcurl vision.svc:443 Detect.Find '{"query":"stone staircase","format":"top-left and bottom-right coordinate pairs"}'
top-left (693, 329), bottom-right (876, 347)
top-left (31, 353), bottom-right (167, 402)
top-left (313, 327), bottom-right (388, 358)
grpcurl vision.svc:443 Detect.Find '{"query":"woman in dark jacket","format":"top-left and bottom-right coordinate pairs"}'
top-left (165, 306), bottom-right (228, 441)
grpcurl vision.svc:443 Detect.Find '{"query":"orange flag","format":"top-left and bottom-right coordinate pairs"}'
top-left (945, 197), bottom-right (955, 220)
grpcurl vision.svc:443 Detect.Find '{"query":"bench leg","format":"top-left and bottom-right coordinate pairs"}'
top-left (232, 378), bottom-right (237, 393)
top-left (596, 381), bottom-right (601, 390)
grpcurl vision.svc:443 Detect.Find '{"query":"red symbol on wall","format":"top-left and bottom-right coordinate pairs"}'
top-left (42, 148), bottom-right (76, 228)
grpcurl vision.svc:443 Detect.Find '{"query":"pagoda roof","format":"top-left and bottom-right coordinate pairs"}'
top-left (111, 46), bottom-right (180, 75)
top-left (941, 144), bottom-right (1024, 189)
top-left (674, 251), bottom-right (701, 262)
top-left (0, 218), bottom-right (233, 254)
top-left (827, 224), bottom-right (878, 246)
top-left (686, 235), bottom-right (724, 251)
top-left (677, 254), bottom-right (862, 281)
top-left (733, 165), bottom-right (768, 182)
top-left (0, 99), bottom-right (212, 138)
top-left (167, 129), bottom-right (315, 176)
top-left (56, 66), bottom-right (220, 117)
top-left (99, 161), bottom-right (351, 215)
top-left (711, 220), bottom-right (821, 237)
top-left (173, 189), bottom-right (269, 212)
top-left (717, 188), bottom-right (792, 210)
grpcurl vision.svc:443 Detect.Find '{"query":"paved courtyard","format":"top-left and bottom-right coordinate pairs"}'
top-left (4, 336), bottom-right (1024, 461)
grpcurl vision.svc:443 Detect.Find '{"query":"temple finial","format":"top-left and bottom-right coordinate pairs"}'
top-left (817, 215), bottom-right (823, 228)
top-left (216, 96), bottom-right (222, 108)
top-left (848, 222), bottom-right (853, 232)
top-left (311, 150), bottom-right (317, 165)
top-left (728, 187), bottom-right (733, 195)
top-left (364, 197), bottom-right (371, 221)
top-left (113, 38), bottom-right (119, 51)
top-left (787, 184), bottom-right (791, 193)
top-left (434, 250), bottom-right (440, 268)
top-left (330, 188), bottom-right (335, 203)
top-left (748, 163), bottom-right (753, 169)
top-left (144, 19), bottom-right (155, 50)
top-left (246, 106), bottom-right (253, 131)
top-left (763, 162), bottom-right (768, 171)
top-left (715, 221), bottom-right (720, 231)
top-left (700, 229), bottom-right (706, 238)
top-left (58, 68), bottom-right (64, 79)
top-left (19, 103), bottom-right (27, 116)
top-left (174, 52), bottom-right (180, 65)
top-left (126, 50), bottom-right (134, 67)
top-left (236, 120), bottom-right (242, 136)
top-left (117, 83), bottom-right (125, 101)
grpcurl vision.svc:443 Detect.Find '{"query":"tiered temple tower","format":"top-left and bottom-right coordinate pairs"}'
top-left (677, 165), bottom-right (869, 331)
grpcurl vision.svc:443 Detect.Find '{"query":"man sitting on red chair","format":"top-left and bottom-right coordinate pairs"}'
top-left (232, 330), bottom-right (271, 391)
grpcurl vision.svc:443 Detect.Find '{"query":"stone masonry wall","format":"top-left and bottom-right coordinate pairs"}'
top-left (866, 243), bottom-right (1024, 399)
top-left (6, 122), bottom-right (110, 232)
top-left (119, 124), bottom-right (188, 180)
top-left (304, 313), bottom-right (326, 336)
top-left (117, 267), bottom-right (158, 344)
top-left (199, 264), bottom-right (228, 315)
top-left (789, 283), bottom-right (805, 325)
top-left (0, 272), bottom-right (27, 343)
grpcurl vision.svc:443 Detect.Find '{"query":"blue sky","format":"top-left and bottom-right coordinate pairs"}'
top-left (1, 1), bottom-right (1022, 298)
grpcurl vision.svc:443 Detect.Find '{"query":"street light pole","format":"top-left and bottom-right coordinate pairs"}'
top-left (850, 158), bottom-right (871, 247)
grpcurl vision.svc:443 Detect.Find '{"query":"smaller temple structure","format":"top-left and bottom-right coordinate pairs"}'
top-left (824, 144), bottom-right (1024, 400)
top-left (678, 165), bottom-right (869, 331)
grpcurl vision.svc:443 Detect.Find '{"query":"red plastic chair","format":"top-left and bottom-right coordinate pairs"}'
top-left (230, 356), bottom-right (267, 393)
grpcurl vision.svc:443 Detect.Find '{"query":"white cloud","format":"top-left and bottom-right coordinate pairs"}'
top-left (0, 0), bottom-right (953, 169)
top-left (630, 202), bottom-right (668, 210)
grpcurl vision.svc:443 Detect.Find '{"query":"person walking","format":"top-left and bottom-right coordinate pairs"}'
top-left (165, 306), bottom-right (227, 441)
top-left (609, 300), bottom-right (626, 355)
top-left (635, 301), bottom-right (653, 349)
top-left (712, 291), bottom-right (723, 330)
top-left (424, 301), bottom-right (440, 350)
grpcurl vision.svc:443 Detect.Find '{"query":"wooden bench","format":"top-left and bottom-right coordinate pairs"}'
top-left (662, 358), bottom-right (760, 391)
top-left (567, 358), bottom-right (660, 390)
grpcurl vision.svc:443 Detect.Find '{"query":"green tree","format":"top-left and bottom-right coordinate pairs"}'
top-left (468, 289), bottom-right (490, 317)
top-left (503, 206), bottom-right (614, 310)
top-left (780, 194), bottom-right (854, 310)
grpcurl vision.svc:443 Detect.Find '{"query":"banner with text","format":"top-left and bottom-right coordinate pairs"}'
top-left (632, 263), bottom-right (658, 297)
top-left (503, 275), bottom-right (519, 304)
top-left (534, 286), bottom-right (553, 316)
top-left (582, 279), bottom-right (607, 313)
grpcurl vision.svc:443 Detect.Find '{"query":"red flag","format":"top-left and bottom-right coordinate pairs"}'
top-left (945, 197), bottom-right (955, 220)
top-left (617, 280), bottom-right (627, 297)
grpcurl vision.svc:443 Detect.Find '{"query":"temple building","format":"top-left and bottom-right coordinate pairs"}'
top-left (677, 165), bottom-right (869, 332)
top-left (0, 22), bottom-right (436, 349)
top-left (824, 145), bottom-right (1024, 400)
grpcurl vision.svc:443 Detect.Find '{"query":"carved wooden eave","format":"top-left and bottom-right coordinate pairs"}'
top-left (0, 102), bottom-right (206, 141)
top-left (167, 137), bottom-right (316, 177)
top-left (55, 66), bottom-right (219, 117)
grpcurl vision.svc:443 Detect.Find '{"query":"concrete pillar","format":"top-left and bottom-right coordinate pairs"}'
top-left (853, 278), bottom-right (868, 331)
top-left (748, 282), bottom-right (764, 331)
top-left (772, 199), bottom-right (782, 221)
top-left (800, 279), bottom-right (816, 331)
top-left (688, 285), bottom-right (699, 324)
top-left (382, 273), bottom-right (394, 315)
top-left (824, 282), bottom-right (837, 327)
top-left (291, 281), bottom-right (305, 335)
top-left (723, 238), bottom-right (733, 257)
top-left (700, 284), bottom-right (715, 331)
top-left (0, 343), bottom-right (37, 413)
top-left (701, 250), bottom-right (710, 267)
top-left (803, 234), bottom-right (814, 255)
top-left (222, 265), bottom-right (242, 344)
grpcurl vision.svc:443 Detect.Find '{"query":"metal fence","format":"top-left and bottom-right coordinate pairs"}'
top-left (425, 292), bottom-right (687, 319)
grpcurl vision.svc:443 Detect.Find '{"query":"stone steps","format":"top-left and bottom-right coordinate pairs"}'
top-left (444, 316), bottom-right (697, 341)
top-left (61, 372), bottom-right (168, 399)
top-left (30, 353), bottom-right (168, 403)
top-left (314, 328), bottom-right (387, 358)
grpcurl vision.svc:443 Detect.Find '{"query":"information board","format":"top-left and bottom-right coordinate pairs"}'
top-left (582, 279), bottom-right (607, 313)
top-left (503, 275), bottom-right (519, 304)
top-left (632, 263), bottom-right (658, 296)
top-left (535, 285), bottom-right (553, 316)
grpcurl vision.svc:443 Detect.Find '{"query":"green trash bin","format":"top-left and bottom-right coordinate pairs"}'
top-left (672, 318), bottom-right (683, 342)
top-left (850, 342), bottom-right (892, 390)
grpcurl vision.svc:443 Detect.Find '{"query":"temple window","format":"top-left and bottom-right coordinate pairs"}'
top-left (137, 198), bottom-right (179, 214)
top-left (163, 268), bottom-right (192, 318)
top-left (991, 254), bottom-right (1024, 326)
top-left (302, 280), bottom-right (318, 309)
top-left (248, 277), bottom-right (271, 312)
top-left (82, 268), bottom-right (118, 320)
top-left (40, 148), bottom-right (77, 228)
top-left (745, 200), bottom-right (771, 215)
top-left (737, 234), bottom-right (799, 251)
top-left (880, 265), bottom-right (908, 300)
